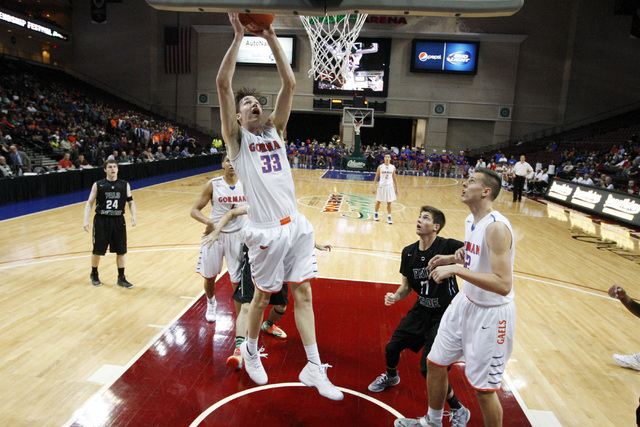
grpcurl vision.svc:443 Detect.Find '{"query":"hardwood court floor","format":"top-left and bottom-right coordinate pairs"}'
top-left (1, 168), bottom-right (640, 426)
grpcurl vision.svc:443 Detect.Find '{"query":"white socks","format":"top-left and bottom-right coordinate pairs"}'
top-left (427, 408), bottom-right (443, 422)
top-left (304, 343), bottom-right (321, 365)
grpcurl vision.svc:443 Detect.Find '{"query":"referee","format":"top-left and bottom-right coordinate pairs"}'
top-left (83, 159), bottom-right (137, 288)
top-left (512, 155), bottom-right (533, 202)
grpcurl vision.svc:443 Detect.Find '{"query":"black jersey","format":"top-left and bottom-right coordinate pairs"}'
top-left (399, 237), bottom-right (464, 315)
top-left (95, 178), bottom-right (128, 216)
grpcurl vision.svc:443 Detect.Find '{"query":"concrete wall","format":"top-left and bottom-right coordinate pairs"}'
top-left (63, 0), bottom-right (640, 151)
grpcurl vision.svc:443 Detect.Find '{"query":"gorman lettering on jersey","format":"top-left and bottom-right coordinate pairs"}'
top-left (465, 241), bottom-right (480, 255)
top-left (249, 140), bottom-right (282, 153)
top-left (218, 196), bottom-right (247, 203)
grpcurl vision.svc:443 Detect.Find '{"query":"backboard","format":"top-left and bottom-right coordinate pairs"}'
top-left (146, 0), bottom-right (524, 17)
top-left (342, 107), bottom-right (374, 135)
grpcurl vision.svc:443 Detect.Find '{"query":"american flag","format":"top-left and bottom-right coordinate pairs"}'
top-left (165, 27), bottom-right (191, 74)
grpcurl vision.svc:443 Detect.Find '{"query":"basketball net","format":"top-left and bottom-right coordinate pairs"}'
top-left (353, 121), bottom-right (363, 135)
top-left (299, 13), bottom-right (368, 85)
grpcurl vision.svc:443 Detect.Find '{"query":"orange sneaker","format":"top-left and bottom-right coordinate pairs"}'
top-left (261, 321), bottom-right (287, 339)
top-left (226, 347), bottom-right (243, 370)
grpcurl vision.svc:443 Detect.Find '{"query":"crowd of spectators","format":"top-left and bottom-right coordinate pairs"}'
top-left (0, 56), bottom-right (221, 179)
top-left (285, 138), bottom-right (472, 176)
top-left (478, 134), bottom-right (640, 196)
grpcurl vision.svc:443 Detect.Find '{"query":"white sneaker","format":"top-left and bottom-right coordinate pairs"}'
top-left (613, 353), bottom-right (640, 370)
top-left (240, 341), bottom-right (268, 385)
top-left (299, 362), bottom-right (343, 401)
top-left (394, 414), bottom-right (442, 427)
top-left (448, 405), bottom-right (471, 426)
top-left (374, 213), bottom-right (379, 221)
top-left (387, 217), bottom-right (393, 224)
top-left (205, 297), bottom-right (217, 322)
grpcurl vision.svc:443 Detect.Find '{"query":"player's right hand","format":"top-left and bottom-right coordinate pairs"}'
top-left (83, 223), bottom-right (90, 232)
top-left (384, 292), bottom-right (396, 306)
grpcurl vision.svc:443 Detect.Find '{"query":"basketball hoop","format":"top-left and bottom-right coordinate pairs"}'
top-left (299, 13), bottom-right (368, 85)
top-left (353, 121), bottom-right (363, 135)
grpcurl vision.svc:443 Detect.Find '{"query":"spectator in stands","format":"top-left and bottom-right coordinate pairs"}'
top-left (626, 180), bottom-right (639, 195)
top-left (0, 155), bottom-right (13, 178)
top-left (154, 146), bottom-right (167, 160)
top-left (9, 144), bottom-right (30, 175)
top-left (578, 173), bottom-right (595, 186)
top-left (600, 175), bottom-right (614, 190)
top-left (627, 160), bottom-right (639, 181)
top-left (475, 158), bottom-right (486, 169)
top-left (507, 155), bottom-right (517, 166)
top-left (548, 160), bottom-right (556, 176)
top-left (138, 149), bottom-right (153, 163)
top-left (94, 150), bottom-right (106, 167)
top-left (181, 146), bottom-right (193, 157)
top-left (532, 168), bottom-right (549, 194)
top-left (494, 150), bottom-right (504, 163)
top-left (58, 152), bottom-right (75, 170)
top-left (75, 153), bottom-right (92, 169)
top-left (107, 150), bottom-right (118, 161)
top-left (171, 146), bottom-right (181, 158)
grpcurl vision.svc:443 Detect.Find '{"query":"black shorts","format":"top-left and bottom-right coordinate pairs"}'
top-left (232, 278), bottom-right (289, 306)
top-left (92, 215), bottom-right (127, 255)
top-left (387, 308), bottom-right (447, 377)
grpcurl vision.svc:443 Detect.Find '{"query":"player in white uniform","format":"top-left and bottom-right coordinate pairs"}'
top-left (395, 168), bottom-right (515, 427)
top-left (216, 13), bottom-right (342, 401)
top-left (190, 155), bottom-right (247, 322)
top-left (373, 153), bottom-right (399, 224)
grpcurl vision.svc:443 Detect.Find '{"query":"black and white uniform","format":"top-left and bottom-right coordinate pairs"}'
top-left (428, 211), bottom-right (516, 391)
top-left (196, 177), bottom-right (247, 283)
top-left (386, 237), bottom-right (464, 377)
top-left (92, 178), bottom-right (129, 255)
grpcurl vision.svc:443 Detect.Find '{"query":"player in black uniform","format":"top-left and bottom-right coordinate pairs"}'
top-left (83, 159), bottom-right (137, 288)
top-left (367, 206), bottom-right (471, 426)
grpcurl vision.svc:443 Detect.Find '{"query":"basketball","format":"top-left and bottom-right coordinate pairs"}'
top-left (238, 13), bottom-right (274, 32)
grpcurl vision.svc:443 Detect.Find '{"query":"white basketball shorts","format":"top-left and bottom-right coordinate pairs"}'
top-left (427, 291), bottom-right (516, 391)
top-left (196, 229), bottom-right (245, 284)
top-left (243, 212), bottom-right (318, 293)
top-left (376, 185), bottom-right (396, 203)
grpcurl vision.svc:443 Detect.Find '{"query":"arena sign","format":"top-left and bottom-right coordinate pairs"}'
top-left (546, 178), bottom-right (640, 228)
top-left (0, 9), bottom-right (69, 41)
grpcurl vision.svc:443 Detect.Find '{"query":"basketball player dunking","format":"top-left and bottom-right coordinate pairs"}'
top-left (216, 13), bottom-right (342, 401)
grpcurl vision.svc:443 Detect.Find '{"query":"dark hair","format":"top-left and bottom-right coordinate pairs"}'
top-left (235, 88), bottom-right (260, 112)
top-left (420, 205), bottom-right (446, 233)
top-left (475, 167), bottom-right (502, 200)
top-left (103, 158), bottom-right (118, 169)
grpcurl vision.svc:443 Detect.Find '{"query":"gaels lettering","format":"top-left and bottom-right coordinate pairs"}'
top-left (497, 319), bottom-right (507, 344)
top-left (218, 196), bottom-right (247, 203)
top-left (249, 139), bottom-right (282, 153)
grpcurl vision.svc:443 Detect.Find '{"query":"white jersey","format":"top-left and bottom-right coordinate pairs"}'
top-left (230, 126), bottom-right (297, 223)
top-left (209, 176), bottom-right (247, 233)
top-left (462, 211), bottom-right (515, 306)
top-left (378, 164), bottom-right (395, 187)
